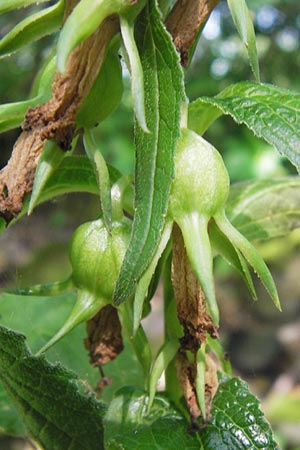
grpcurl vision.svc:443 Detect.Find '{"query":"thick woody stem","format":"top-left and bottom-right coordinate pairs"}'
top-left (0, 8), bottom-right (119, 223)
top-left (166, 0), bottom-right (220, 66)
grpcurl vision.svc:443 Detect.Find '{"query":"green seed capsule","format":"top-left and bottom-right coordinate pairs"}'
top-left (38, 217), bottom-right (131, 353)
top-left (169, 128), bottom-right (230, 221)
top-left (168, 127), bottom-right (280, 325)
top-left (70, 218), bottom-right (130, 299)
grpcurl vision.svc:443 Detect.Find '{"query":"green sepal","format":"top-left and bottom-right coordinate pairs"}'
top-left (0, 0), bottom-right (49, 14)
top-left (37, 290), bottom-right (108, 354)
top-left (148, 339), bottom-right (179, 412)
top-left (83, 130), bottom-right (112, 229)
top-left (178, 213), bottom-right (219, 324)
top-left (0, 0), bottom-right (64, 58)
top-left (1, 276), bottom-right (74, 297)
top-left (210, 220), bottom-right (257, 300)
top-left (214, 209), bottom-right (281, 311)
top-left (207, 335), bottom-right (232, 376)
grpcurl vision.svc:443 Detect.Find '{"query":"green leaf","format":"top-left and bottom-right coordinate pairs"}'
top-left (0, 0), bottom-right (64, 57)
top-left (227, 177), bottom-right (300, 241)
top-left (104, 377), bottom-right (279, 449)
top-left (0, 326), bottom-right (106, 450)
top-left (199, 377), bottom-right (279, 449)
top-left (0, 97), bottom-right (41, 133)
top-left (104, 388), bottom-right (201, 450)
top-left (0, 291), bottom-right (144, 431)
top-left (0, 0), bottom-right (50, 14)
top-left (38, 155), bottom-right (99, 203)
top-left (188, 82), bottom-right (300, 170)
top-left (227, 0), bottom-right (260, 81)
top-left (0, 387), bottom-right (25, 436)
top-left (113, 0), bottom-right (184, 305)
top-left (28, 141), bottom-right (65, 215)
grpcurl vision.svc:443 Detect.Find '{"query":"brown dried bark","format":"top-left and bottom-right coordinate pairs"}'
top-left (0, 10), bottom-right (119, 223)
top-left (166, 0), bottom-right (220, 65)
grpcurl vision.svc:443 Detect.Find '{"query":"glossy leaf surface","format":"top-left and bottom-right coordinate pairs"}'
top-left (188, 82), bottom-right (300, 170)
top-left (103, 377), bottom-right (279, 449)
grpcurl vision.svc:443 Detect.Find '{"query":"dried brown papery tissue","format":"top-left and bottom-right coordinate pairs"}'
top-left (0, 5), bottom-right (119, 223)
top-left (171, 223), bottom-right (219, 424)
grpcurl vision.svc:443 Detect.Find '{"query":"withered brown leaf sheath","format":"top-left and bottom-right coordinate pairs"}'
top-left (172, 224), bottom-right (218, 423)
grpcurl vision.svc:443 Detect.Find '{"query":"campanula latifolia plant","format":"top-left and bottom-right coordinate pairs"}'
top-left (0, 1), bottom-right (300, 449)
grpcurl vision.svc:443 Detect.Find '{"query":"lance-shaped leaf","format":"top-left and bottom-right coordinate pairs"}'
top-left (0, 326), bottom-right (106, 450)
top-left (113, 0), bottom-right (184, 305)
top-left (0, 0), bottom-right (64, 57)
top-left (0, 0), bottom-right (49, 14)
top-left (188, 82), bottom-right (300, 170)
top-left (227, 0), bottom-right (260, 81)
top-left (227, 177), bottom-right (300, 241)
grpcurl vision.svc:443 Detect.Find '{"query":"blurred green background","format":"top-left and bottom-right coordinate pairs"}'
top-left (1, 1), bottom-right (300, 449)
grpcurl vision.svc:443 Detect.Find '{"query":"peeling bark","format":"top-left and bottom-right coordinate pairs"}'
top-left (166, 0), bottom-right (220, 65)
top-left (0, 11), bottom-right (119, 223)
